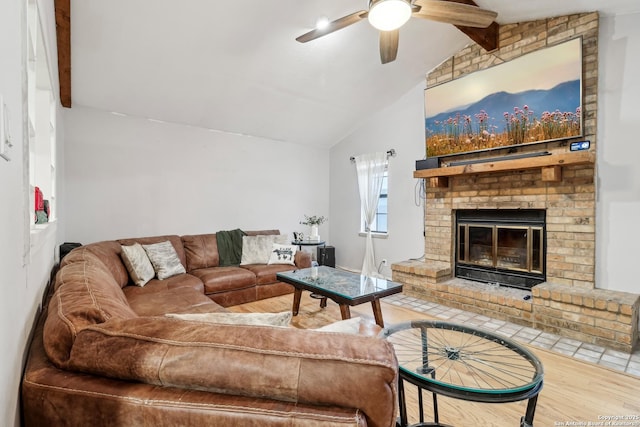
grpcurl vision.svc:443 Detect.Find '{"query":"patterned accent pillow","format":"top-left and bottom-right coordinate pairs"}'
top-left (240, 234), bottom-right (288, 265)
top-left (142, 241), bottom-right (186, 280)
top-left (120, 243), bottom-right (155, 287)
top-left (267, 243), bottom-right (297, 266)
top-left (165, 311), bottom-right (292, 327)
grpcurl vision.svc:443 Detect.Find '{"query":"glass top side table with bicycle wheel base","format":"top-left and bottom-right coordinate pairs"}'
top-left (381, 320), bottom-right (544, 427)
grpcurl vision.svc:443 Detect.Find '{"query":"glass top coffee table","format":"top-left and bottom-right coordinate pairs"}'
top-left (276, 266), bottom-right (403, 327)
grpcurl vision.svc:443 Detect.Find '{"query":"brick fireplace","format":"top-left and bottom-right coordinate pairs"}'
top-left (391, 12), bottom-right (640, 352)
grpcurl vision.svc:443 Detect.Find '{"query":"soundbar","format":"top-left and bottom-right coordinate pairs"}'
top-left (416, 157), bottom-right (439, 170)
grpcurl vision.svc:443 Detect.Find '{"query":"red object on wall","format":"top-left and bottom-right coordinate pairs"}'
top-left (35, 186), bottom-right (44, 211)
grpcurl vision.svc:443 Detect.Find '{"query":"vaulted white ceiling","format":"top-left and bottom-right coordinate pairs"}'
top-left (68, 0), bottom-right (640, 147)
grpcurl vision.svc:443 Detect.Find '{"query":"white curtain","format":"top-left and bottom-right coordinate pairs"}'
top-left (354, 152), bottom-right (388, 277)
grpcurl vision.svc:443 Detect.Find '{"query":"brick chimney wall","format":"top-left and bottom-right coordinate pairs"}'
top-left (392, 13), bottom-right (640, 352)
top-left (424, 12), bottom-right (599, 289)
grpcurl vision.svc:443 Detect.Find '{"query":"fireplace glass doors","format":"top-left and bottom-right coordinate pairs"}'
top-left (456, 210), bottom-right (545, 289)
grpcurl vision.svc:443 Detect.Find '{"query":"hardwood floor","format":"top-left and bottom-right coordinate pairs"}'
top-left (231, 293), bottom-right (640, 426)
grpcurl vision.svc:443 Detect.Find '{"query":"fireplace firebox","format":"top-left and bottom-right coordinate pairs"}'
top-left (455, 210), bottom-right (546, 289)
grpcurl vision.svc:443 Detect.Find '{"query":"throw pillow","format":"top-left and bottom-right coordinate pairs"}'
top-left (120, 243), bottom-right (155, 287)
top-left (240, 234), bottom-right (288, 265)
top-left (267, 243), bottom-right (297, 265)
top-left (165, 311), bottom-right (292, 327)
top-left (142, 241), bottom-right (186, 280)
top-left (314, 317), bottom-right (362, 334)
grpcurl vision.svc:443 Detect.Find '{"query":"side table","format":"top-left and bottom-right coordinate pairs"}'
top-left (292, 240), bottom-right (325, 251)
top-left (381, 320), bottom-right (544, 427)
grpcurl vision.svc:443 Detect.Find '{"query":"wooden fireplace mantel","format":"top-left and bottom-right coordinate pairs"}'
top-left (413, 151), bottom-right (595, 187)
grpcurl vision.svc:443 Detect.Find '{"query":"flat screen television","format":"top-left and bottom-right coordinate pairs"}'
top-left (425, 37), bottom-right (583, 158)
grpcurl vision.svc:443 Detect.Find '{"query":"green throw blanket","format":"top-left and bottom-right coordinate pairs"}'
top-left (216, 229), bottom-right (246, 266)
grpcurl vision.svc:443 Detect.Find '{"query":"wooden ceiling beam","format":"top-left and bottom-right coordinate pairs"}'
top-left (443, 0), bottom-right (499, 51)
top-left (456, 21), bottom-right (499, 51)
top-left (55, 0), bottom-right (71, 108)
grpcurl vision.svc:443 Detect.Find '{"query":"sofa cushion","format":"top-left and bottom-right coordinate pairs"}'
top-left (125, 285), bottom-right (223, 317)
top-left (190, 266), bottom-right (257, 295)
top-left (240, 234), bottom-right (288, 265)
top-left (181, 233), bottom-right (219, 271)
top-left (124, 273), bottom-right (205, 295)
top-left (120, 243), bottom-right (155, 286)
top-left (44, 248), bottom-right (138, 368)
top-left (143, 241), bottom-right (187, 280)
top-left (240, 263), bottom-right (299, 286)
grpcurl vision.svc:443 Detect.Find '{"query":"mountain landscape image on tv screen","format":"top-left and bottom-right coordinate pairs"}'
top-left (425, 37), bottom-right (582, 157)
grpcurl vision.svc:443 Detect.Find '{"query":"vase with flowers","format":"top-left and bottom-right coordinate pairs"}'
top-left (299, 215), bottom-right (327, 241)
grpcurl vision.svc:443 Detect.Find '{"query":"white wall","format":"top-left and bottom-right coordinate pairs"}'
top-left (0, 1), bottom-right (60, 426)
top-left (596, 12), bottom-right (640, 293)
top-left (63, 106), bottom-right (330, 243)
top-left (329, 83), bottom-right (426, 278)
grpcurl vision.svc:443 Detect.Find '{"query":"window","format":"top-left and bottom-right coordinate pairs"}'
top-left (361, 170), bottom-right (388, 234)
top-left (27, 0), bottom-right (57, 227)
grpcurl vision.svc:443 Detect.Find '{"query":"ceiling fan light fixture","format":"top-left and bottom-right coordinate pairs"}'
top-left (315, 16), bottom-right (330, 30)
top-left (368, 0), bottom-right (412, 31)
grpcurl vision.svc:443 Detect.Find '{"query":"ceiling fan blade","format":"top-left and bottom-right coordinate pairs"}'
top-left (296, 11), bottom-right (368, 43)
top-left (413, 0), bottom-right (497, 28)
top-left (379, 30), bottom-right (399, 64)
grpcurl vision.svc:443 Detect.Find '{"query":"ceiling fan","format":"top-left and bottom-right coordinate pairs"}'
top-left (296, 0), bottom-right (498, 64)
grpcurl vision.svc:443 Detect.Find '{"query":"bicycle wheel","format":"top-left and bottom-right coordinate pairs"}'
top-left (381, 320), bottom-right (544, 402)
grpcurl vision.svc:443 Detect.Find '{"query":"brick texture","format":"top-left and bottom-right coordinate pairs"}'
top-left (394, 265), bottom-right (640, 352)
top-left (393, 13), bottom-right (640, 352)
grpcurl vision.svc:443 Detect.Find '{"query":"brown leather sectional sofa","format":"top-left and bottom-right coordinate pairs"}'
top-left (21, 230), bottom-right (399, 427)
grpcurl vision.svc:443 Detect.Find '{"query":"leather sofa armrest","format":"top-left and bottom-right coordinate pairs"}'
top-left (294, 250), bottom-right (312, 269)
top-left (69, 317), bottom-right (398, 427)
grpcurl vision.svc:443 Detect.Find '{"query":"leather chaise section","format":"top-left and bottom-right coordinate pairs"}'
top-left (68, 317), bottom-right (398, 427)
top-left (24, 316), bottom-right (368, 427)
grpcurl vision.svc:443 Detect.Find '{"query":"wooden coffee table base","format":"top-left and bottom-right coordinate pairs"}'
top-left (292, 288), bottom-right (386, 327)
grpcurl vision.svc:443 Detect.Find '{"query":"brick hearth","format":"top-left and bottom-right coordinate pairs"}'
top-left (392, 261), bottom-right (639, 352)
top-left (391, 12), bottom-right (640, 352)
